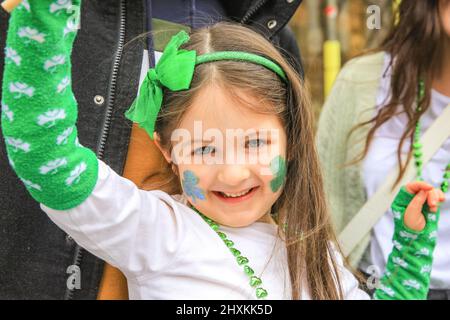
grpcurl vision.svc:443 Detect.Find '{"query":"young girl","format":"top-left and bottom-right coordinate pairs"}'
top-left (1, 0), bottom-right (443, 299)
top-left (317, 0), bottom-right (450, 299)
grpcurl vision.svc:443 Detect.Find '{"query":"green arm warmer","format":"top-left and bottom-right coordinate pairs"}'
top-left (374, 187), bottom-right (439, 300)
top-left (1, 0), bottom-right (98, 210)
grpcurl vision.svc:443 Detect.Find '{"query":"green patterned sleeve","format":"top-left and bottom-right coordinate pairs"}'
top-left (1, 0), bottom-right (98, 210)
top-left (374, 187), bottom-right (439, 300)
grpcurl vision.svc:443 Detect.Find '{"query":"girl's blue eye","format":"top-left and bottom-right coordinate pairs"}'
top-left (193, 145), bottom-right (215, 155)
top-left (247, 139), bottom-right (266, 148)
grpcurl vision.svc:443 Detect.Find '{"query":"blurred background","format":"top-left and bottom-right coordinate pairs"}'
top-left (289, 0), bottom-right (395, 118)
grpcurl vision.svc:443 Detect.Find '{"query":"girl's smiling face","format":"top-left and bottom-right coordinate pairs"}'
top-left (156, 83), bottom-right (287, 227)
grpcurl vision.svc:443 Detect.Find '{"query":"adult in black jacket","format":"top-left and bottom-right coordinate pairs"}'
top-left (0, 0), bottom-right (303, 299)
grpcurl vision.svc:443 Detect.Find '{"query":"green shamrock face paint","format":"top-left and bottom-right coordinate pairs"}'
top-left (269, 155), bottom-right (287, 193)
top-left (182, 170), bottom-right (206, 203)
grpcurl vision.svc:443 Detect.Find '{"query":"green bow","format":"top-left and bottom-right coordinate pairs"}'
top-left (125, 30), bottom-right (196, 139)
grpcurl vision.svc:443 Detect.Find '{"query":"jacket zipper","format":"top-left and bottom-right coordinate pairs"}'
top-left (240, 0), bottom-right (268, 24)
top-left (97, 0), bottom-right (127, 159)
top-left (64, 0), bottom-right (127, 300)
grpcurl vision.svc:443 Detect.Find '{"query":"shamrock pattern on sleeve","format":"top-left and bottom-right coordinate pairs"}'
top-left (374, 187), bottom-right (439, 300)
top-left (1, 0), bottom-right (98, 210)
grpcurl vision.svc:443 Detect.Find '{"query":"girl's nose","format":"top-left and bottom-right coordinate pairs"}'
top-left (217, 165), bottom-right (251, 186)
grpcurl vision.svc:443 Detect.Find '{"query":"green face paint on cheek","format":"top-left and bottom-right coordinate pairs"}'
top-left (269, 155), bottom-right (287, 193)
top-left (181, 170), bottom-right (206, 203)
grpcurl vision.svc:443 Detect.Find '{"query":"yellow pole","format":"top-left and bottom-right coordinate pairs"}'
top-left (324, 40), bottom-right (341, 98)
top-left (323, 0), bottom-right (341, 98)
top-left (1, 0), bottom-right (23, 13)
top-left (392, 0), bottom-right (402, 25)
top-left (393, 0), bottom-right (401, 25)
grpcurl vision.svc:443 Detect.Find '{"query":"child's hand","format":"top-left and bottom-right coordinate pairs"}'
top-left (403, 181), bottom-right (446, 231)
top-left (376, 182), bottom-right (445, 300)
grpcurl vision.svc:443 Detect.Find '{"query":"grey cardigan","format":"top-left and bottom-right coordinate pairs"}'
top-left (316, 52), bottom-right (385, 267)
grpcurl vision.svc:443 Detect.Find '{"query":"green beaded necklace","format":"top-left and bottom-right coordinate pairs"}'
top-left (191, 207), bottom-right (269, 299)
top-left (413, 80), bottom-right (450, 192)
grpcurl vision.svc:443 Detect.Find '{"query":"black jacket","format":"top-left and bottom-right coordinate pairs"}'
top-left (0, 0), bottom-right (302, 299)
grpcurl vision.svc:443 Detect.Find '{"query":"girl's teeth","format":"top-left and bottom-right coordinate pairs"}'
top-left (220, 188), bottom-right (252, 198)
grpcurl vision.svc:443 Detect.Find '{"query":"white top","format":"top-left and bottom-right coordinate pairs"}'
top-left (363, 53), bottom-right (450, 289)
top-left (42, 160), bottom-right (368, 299)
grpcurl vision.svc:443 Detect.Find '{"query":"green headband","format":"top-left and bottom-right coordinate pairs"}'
top-left (124, 30), bottom-right (287, 139)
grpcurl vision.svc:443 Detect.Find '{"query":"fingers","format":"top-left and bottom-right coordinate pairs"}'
top-left (427, 189), bottom-right (439, 213)
top-left (403, 182), bottom-right (445, 230)
top-left (427, 189), bottom-right (446, 213)
top-left (1, 0), bottom-right (23, 13)
top-left (407, 190), bottom-right (428, 213)
top-left (404, 190), bottom-right (428, 231)
top-left (405, 181), bottom-right (433, 194)
top-left (437, 189), bottom-right (446, 202)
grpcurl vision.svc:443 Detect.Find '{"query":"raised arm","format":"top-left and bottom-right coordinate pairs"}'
top-left (1, 1), bottom-right (186, 278)
top-left (1, 0), bottom-right (98, 210)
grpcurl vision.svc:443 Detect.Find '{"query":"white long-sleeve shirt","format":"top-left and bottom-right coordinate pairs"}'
top-left (42, 160), bottom-right (368, 299)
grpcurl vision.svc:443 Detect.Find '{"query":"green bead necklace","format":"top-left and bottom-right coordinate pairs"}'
top-left (192, 208), bottom-right (268, 299)
top-left (413, 80), bottom-right (450, 192)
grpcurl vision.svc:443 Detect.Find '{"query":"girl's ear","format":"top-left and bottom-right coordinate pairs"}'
top-left (153, 132), bottom-right (172, 164)
top-left (153, 132), bottom-right (180, 177)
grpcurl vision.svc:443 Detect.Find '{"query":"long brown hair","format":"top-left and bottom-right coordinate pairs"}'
top-left (154, 23), bottom-right (344, 299)
top-left (352, 0), bottom-right (448, 186)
